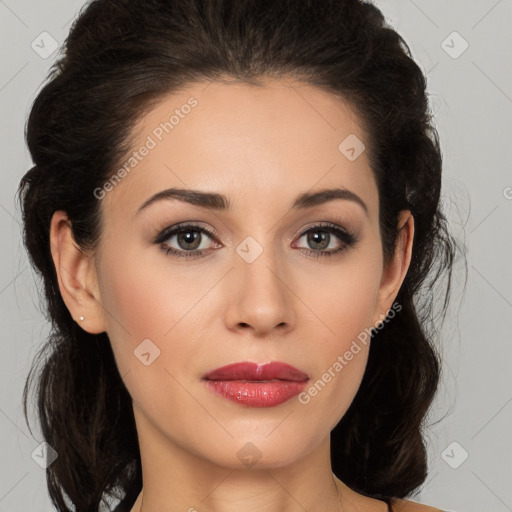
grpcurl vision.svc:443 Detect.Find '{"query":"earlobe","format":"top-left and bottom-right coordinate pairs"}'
top-left (372, 210), bottom-right (415, 327)
top-left (49, 210), bottom-right (106, 334)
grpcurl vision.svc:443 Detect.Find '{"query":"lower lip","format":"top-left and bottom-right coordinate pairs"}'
top-left (203, 379), bottom-right (308, 407)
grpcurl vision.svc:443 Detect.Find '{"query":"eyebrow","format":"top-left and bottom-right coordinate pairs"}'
top-left (136, 186), bottom-right (368, 217)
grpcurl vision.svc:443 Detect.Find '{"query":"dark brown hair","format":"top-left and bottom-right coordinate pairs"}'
top-left (17, 0), bottom-right (464, 510)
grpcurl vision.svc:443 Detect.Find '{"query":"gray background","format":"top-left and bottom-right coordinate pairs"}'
top-left (1, 1), bottom-right (511, 511)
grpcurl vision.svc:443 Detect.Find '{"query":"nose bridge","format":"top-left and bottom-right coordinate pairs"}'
top-left (225, 232), bottom-right (294, 333)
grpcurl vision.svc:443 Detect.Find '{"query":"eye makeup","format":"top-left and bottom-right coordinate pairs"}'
top-left (152, 220), bottom-right (359, 261)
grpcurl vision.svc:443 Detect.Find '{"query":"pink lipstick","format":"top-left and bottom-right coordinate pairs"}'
top-left (202, 361), bottom-right (309, 407)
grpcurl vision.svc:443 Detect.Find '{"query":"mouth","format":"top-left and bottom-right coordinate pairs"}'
top-left (202, 361), bottom-right (309, 382)
top-left (202, 361), bottom-right (309, 408)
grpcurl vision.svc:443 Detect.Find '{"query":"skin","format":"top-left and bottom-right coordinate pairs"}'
top-left (49, 77), bottom-right (441, 511)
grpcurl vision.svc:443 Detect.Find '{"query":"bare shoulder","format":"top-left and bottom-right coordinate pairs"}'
top-left (390, 497), bottom-right (446, 511)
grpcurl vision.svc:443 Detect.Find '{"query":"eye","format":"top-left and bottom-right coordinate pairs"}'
top-left (293, 223), bottom-right (358, 258)
top-left (155, 223), bottom-right (220, 259)
top-left (154, 221), bottom-right (358, 260)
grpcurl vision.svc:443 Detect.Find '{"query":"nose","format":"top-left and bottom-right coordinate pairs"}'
top-left (223, 240), bottom-right (295, 336)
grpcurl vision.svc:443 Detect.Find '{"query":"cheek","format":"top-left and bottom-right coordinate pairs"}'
top-left (292, 251), bottom-right (381, 418)
top-left (96, 249), bottom-right (213, 428)
top-left (297, 247), bottom-right (381, 345)
top-left (96, 244), bottom-right (205, 368)
top-left (96, 241), bottom-right (231, 404)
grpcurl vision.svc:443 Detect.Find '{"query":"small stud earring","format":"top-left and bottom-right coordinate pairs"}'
top-left (79, 315), bottom-right (84, 321)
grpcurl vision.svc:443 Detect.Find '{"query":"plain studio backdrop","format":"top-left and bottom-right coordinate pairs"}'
top-left (0, 1), bottom-right (511, 511)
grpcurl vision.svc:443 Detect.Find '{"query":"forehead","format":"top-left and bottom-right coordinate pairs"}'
top-left (101, 78), bottom-right (378, 222)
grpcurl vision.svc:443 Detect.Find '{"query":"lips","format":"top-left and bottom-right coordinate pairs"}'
top-left (202, 362), bottom-right (310, 407)
top-left (202, 361), bottom-right (309, 382)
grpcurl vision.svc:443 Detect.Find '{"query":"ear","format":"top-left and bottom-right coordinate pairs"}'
top-left (49, 210), bottom-right (107, 334)
top-left (372, 210), bottom-right (414, 327)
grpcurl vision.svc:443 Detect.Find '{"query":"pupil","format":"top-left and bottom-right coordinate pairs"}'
top-left (309, 231), bottom-right (329, 250)
top-left (179, 231), bottom-right (200, 250)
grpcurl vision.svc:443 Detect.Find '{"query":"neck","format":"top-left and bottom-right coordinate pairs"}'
top-left (135, 474), bottom-right (346, 512)
top-left (130, 405), bottom-right (348, 512)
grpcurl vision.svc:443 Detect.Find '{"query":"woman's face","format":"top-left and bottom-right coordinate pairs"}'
top-left (89, 78), bottom-right (412, 469)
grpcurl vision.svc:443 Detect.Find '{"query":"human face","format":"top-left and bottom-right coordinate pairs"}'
top-left (94, 77), bottom-right (388, 470)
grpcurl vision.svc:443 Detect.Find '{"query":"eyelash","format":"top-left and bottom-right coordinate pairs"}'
top-left (154, 222), bottom-right (358, 260)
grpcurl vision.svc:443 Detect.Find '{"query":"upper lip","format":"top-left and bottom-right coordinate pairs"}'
top-left (202, 361), bottom-right (309, 381)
